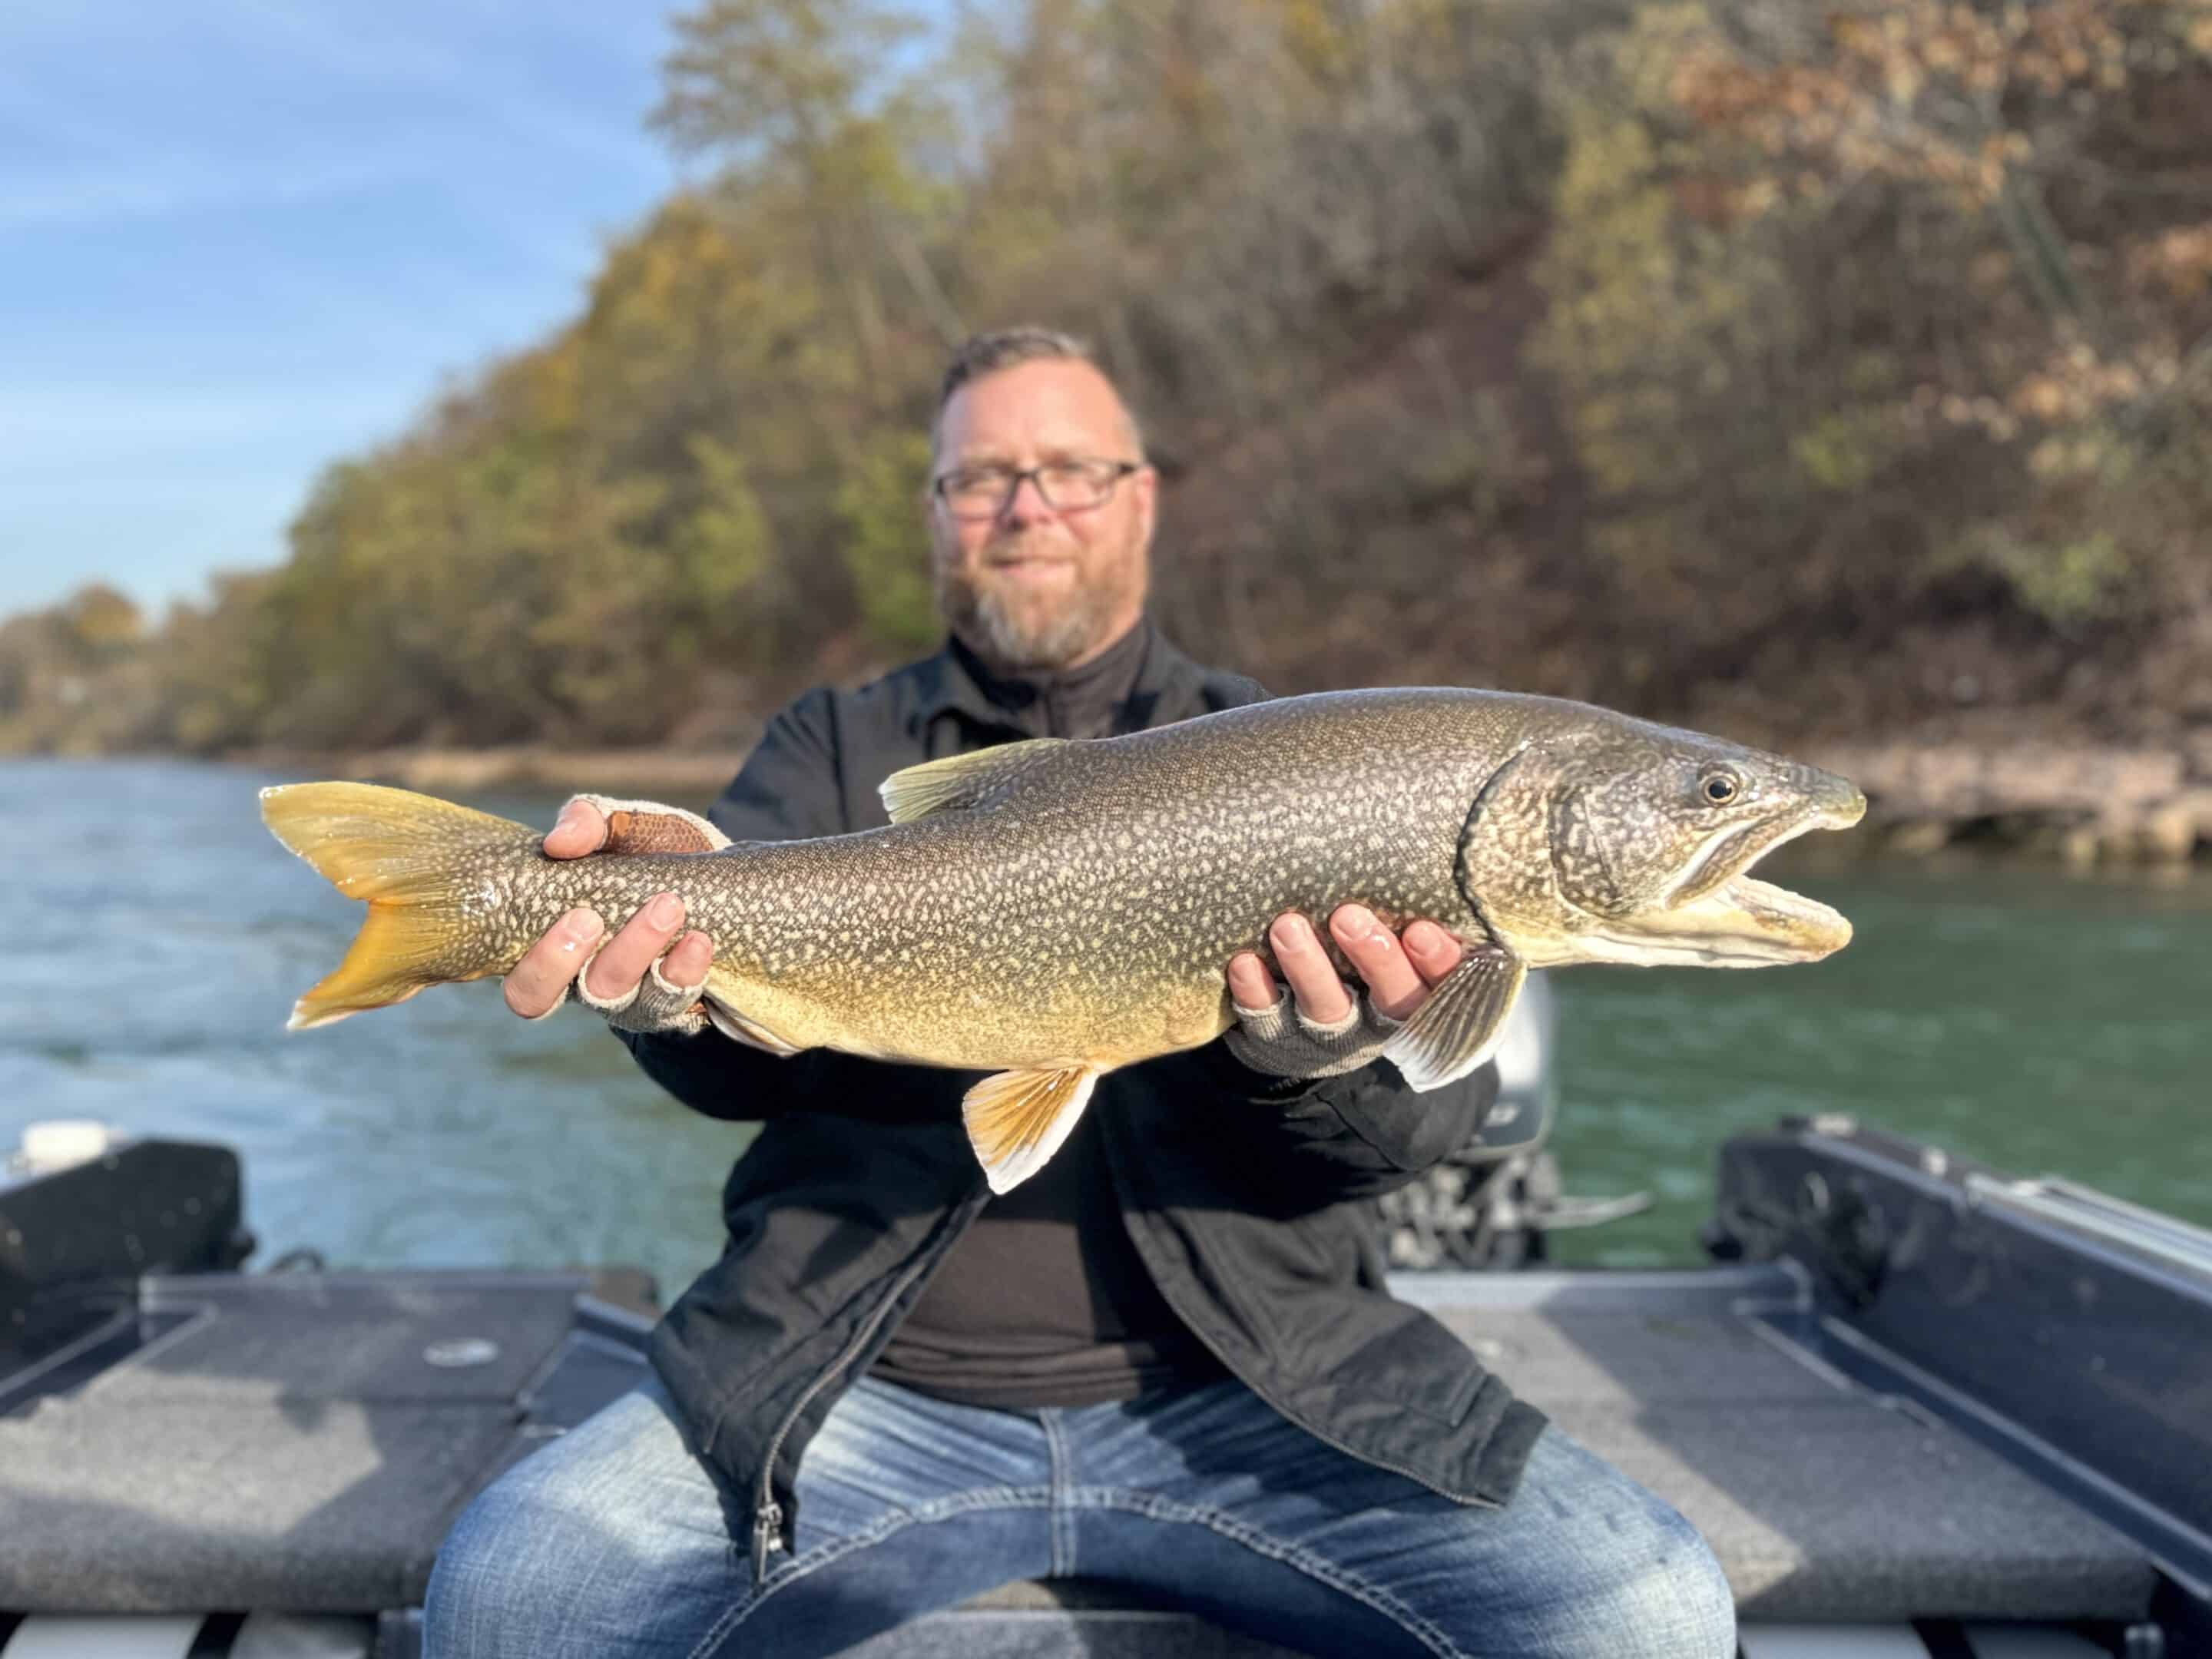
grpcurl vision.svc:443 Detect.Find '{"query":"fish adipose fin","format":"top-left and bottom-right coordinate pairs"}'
top-left (879, 739), bottom-right (1068, 824)
top-left (1383, 945), bottom-right (1528, 1091)
top-left (962, 1065), bottom-right (1100, 1194)
top-left (260, 782), bottom-right (538, 1031)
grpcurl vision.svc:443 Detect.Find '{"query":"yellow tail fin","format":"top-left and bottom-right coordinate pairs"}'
top-left (260, 782), bottom-right (538, 1030)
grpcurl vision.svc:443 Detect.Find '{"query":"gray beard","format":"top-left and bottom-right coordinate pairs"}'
top-left (938, 568), bottom-right (1130, 672)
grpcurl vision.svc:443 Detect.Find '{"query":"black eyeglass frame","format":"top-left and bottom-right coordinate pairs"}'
top-left (929, 459), bottom-right (1142, 520)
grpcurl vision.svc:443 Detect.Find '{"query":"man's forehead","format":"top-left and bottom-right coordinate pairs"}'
top-left (937, 359), bottom-right (1137, 457)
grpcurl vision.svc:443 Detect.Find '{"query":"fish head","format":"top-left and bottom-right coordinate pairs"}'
top-left (1457, 713), bottom-right (1867, 969)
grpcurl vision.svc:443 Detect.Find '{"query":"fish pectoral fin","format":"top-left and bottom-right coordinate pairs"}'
top-left (962, 1065), bottom-right (1100, 1194)
top-left (702, 997), bottom-right (803, 1056)
top-left (878, 739), bottom-right (1069, 824)
top-left (1382, 946), bottom-right (1528, 1091)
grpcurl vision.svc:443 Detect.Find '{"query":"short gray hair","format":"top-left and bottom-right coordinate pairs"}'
top-left (932, 326), bottom-right (1146, 459)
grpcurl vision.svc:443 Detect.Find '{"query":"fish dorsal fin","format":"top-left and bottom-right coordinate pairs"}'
top-left (1382, 945), bottom-right (1528, 1091)
top-left (879, 739), bottom-right (1068, 824)
top-left (962, 1065), bottom-right (1099, 1194)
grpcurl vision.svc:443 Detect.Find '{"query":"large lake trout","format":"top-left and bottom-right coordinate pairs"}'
top-left (263, 688), bottom-right (1865, 1192)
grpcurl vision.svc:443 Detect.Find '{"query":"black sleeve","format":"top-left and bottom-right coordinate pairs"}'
top-left (1177, 1041), bottom-right (1498, 1203)
top-left (617, 690), bottom-right (960, 1124)
top-left (707, 687), bottom-right (847, 844)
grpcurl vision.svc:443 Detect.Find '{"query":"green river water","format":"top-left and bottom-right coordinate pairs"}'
top-left (6, 758), bottom-right (2207, 1292)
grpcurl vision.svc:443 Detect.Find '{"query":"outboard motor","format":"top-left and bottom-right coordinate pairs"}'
top-left (1372, 973), bottom-right (1648, 1270)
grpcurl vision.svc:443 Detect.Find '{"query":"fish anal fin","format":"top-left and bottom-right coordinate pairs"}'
top-left (1383, 946), bottom-right (1528, 1091)
top-left (962, 1065), bottom-right (1099, 1194)
top-left (879, 739), bottom-right (1068, 824)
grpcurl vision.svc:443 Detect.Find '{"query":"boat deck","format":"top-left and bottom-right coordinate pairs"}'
top-left (0, 1263), bottom-right (2161, 1656)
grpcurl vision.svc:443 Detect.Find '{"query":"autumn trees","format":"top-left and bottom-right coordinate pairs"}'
top-left (8, 0), bottom-right (2210, 756)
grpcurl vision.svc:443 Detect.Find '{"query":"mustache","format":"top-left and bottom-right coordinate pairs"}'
top-left (979, 533), bottom-right (1073, 564)
top-left (981, 550), bottom-right (1072, 568)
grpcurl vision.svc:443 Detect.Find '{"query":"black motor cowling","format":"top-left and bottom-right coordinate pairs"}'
top-left (2, 1131), bottom-right (253, 1389)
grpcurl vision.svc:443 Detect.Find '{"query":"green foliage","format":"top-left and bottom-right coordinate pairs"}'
top-left (1791, 409), bottom-right (1899, 495)
top-left (836, 429), bottom-right (939, 654)
top-left (1945, 527), bottom-right (2133, 631)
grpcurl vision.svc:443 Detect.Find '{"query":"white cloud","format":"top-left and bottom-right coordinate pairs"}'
top-left (0, 382), bottom-right (421, 459)
top-left (0, 151), bottom-right (405, 233)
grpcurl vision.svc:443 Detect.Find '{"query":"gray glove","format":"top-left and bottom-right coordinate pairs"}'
top-left (1226, 990), bottom-right (1403, 1079)
top-left (533, 793), bottom-right (730, 1038)
top-left (575, 950), bottom-right (709, 1036)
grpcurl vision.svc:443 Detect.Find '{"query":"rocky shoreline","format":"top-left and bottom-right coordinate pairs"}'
top-left (250, 744), bottom-right (752, 809)
top-left (243, 735), bottom-right (2212, 868)
top-left (1808, 741), bottom-right (2212, 866)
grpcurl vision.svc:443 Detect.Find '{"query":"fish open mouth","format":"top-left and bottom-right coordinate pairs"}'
top-left (1664, 793), bottom-right (1866, 965)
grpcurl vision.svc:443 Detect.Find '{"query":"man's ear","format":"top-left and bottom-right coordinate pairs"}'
top-left (1132, 463), bottom-right (1159, 548)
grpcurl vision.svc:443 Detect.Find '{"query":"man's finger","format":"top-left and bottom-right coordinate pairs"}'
top-left (581, 892), bottom-right (687, 1002)
top-left (1270, 913), bottom-right (1356, 1027)
top-left (502, 908), bottom-right (606, 1019)
top-left (1330, 905), bottom-right (1428, 1022)
top-left (1402, 920), bottom-right (1466, 988)
top-left (1225, 950), bottom-right (1280, 1012)
top-left (663, 929), bottom-right (714, 989)
top-left (542, 799), bottom-right (609, 861)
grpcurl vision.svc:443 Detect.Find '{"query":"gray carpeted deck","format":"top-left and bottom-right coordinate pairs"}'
top-left (0, 1273), bottom-right (584, 1613)
top-left (0, 1267), bottom-right (2158, 1628)
top-left (1405, 1281), bottom-right (2156, 1620)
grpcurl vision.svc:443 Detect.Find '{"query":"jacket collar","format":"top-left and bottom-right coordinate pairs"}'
top-left (903, 618), bottom-right (1217, 738)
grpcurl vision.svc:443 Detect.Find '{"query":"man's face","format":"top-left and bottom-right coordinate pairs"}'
top-left (928, 358), bottom-right (1156, 671)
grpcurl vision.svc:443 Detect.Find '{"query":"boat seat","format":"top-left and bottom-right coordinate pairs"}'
top-left (0, 1267), bottom-right (2158, 1642)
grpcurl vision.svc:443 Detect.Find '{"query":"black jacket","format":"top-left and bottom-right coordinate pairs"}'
top-left (628, 629), bottom-right (1545, 1581)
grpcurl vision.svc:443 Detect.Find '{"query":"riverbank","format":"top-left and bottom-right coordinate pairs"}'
top-left (1808, 739), bottom-right (2212, 866)
top-left (232, 730), bottom-right (2212, 867)
top-left (244, 742), bottom-right (757, 809)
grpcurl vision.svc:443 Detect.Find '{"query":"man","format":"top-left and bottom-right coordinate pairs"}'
top-left (425, 329), bottom-right (1734, 1657)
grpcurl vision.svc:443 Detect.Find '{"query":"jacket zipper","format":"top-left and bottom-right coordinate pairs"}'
top-left (750, 1188), bottom-right (988, 1584)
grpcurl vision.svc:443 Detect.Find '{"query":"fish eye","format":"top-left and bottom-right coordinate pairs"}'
top-left (1700, 771), bottom-right (1742, 806)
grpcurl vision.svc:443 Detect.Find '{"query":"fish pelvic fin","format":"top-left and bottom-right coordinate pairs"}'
top-left (700, 988), bottom-right (803, 1056)
top-left (879, 738), bottom-right (1068, 824)
top-left (1382, 945), bottom-right (1528, 1091)
top-left (260, 782), bottom-right (537, 1030)
top-left (962, 1064), bottom-right (1101, 1194)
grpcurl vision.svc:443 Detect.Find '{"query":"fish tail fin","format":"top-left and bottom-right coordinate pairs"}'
top-left (260, 782), bottom-right (537, 1030)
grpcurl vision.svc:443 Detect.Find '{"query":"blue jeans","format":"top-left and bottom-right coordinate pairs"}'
top-left (425, 1373), bottom-right (1734, 1658)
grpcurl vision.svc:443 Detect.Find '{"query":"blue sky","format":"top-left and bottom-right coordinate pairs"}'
top-left (0, 2), bottom-right (690, 621)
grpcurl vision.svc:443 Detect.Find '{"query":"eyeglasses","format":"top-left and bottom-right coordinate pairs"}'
top-left (931, 459), bottom-right (1141, 520)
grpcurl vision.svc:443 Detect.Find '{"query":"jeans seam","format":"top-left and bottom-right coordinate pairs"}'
top-left (1038, 1410), bottom-right (1076, 1578)
top-left (687, 1485), bottom-right (1055, 1659)
top-left (1069, 1486), bottom-right (1466, 1659)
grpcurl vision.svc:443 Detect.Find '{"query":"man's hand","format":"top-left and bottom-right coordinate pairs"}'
top-left (1227, 907), bottom-right (1465, 1023)
top-left (1223, 907), bottom-right (1466, 1081)
top-left (501, 798), bottom-right (716, 1025)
